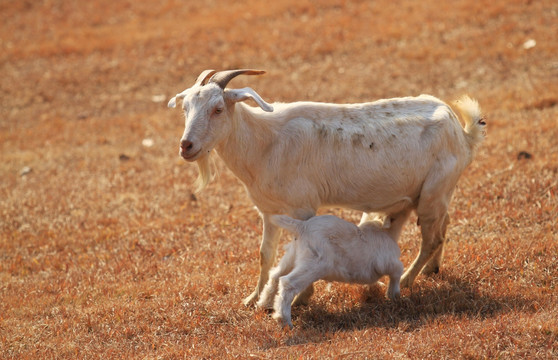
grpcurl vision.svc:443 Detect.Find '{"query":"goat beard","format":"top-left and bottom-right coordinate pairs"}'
top-left (194, 153), bottom-right (216, 193)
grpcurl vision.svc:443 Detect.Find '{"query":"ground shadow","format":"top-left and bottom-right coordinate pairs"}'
top-left (290, 274), bottom-right (538, 333)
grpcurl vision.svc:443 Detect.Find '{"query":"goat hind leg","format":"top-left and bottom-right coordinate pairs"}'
top-left (400, 211), bottom-right (447, 288)
top-left (292, 282), bottom-right (315, 306)
top-left (421, 212), bottom-right (450, 275)
top-left (289, 208), bottom-right (317, 306)
top-left (401, 156), bottom-right (459, 288)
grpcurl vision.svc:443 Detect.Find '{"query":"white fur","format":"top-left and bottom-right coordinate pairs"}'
top-left (168, 71), bottom-right (485, 305)
top-left (257, 210), bottom-right (409, 328)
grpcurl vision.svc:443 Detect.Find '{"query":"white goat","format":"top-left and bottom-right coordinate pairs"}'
top-left (168, 69), bottom-right (485, 306)
top-left (257, 210), bottom-right (409, 328)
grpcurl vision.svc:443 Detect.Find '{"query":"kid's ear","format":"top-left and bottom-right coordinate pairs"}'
top-left (225, 87), bottom-right (274, 112)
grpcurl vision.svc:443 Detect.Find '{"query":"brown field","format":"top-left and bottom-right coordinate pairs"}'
top-left (1, 0), bottom-right (557, 358)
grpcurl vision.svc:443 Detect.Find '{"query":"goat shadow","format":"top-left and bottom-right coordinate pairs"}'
top-left (289, 274), bottom-right (537, 334)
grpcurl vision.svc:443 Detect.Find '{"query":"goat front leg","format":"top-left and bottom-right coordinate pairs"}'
top-left (386, 260), bottom-right (404, 300)
top-left (257, 242), bottom-right (297, 310)
top-left (387, 275), bottom-right (401, 300)
top-left (274, 266), bottom-right (317, 329)
top-left (289, 208), bottom-right (316, 306)
top-left (243, 213), bottom-right (281, 306)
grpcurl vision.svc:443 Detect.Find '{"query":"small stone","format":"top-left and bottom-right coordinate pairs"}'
top-left (20, 166), bottom-right (32, 176)
top-left (142, 138), bottom-right (154, 147)
top-left (151, 94), bottom-right (166, 103)
top-left (517, 151), bottom-right (532, 160)
top-left (522, 39), bottom-right (536, 50)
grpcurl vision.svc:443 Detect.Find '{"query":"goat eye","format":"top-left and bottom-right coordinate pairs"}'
top-left (214, 108), bottom-right (223, 115)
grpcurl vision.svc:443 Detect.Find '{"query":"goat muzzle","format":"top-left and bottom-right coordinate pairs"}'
top-left (181, 139), bottom-right (193, 152)
top-left (180, 139), bottom-right (200, 160)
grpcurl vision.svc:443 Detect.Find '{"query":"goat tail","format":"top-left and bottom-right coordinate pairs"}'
top-left (270, 215), bottom-right (303, 235)
top-left (453, 95), bottom-right (486, 150)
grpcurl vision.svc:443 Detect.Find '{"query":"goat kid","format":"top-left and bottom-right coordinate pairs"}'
top-left (168, 69), bottom-right (485, 306)
top-left (257, 210), bottom-right (410, 328)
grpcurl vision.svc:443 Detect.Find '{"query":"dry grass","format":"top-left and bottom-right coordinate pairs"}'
top-left (1, 0), bottom-right (557, 358)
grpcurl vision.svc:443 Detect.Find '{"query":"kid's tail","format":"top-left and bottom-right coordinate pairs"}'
top-left (270, 215), bottom-right (303, 235)
top-left (453, 95), bottom-right (486, 150)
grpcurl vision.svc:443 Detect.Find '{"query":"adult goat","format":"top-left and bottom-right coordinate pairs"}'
top-left (167, 69), bottom-right (485, 305)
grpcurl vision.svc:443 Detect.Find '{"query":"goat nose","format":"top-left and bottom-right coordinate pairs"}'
top-left (180, 139), bottom-right (193, 151)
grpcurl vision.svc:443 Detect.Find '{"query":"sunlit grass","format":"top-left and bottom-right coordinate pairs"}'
top-left (1, 0), bottom-right (557, 358)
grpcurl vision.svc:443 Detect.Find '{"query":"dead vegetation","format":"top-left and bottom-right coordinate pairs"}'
top-left (1, 0), bottom-right (557, 358)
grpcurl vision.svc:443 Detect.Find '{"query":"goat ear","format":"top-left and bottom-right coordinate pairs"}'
top-left (269, 215), bottom-right (301, 235)
top-left (167, 96), bottom-right (178, 108)
top-left (225, 87), bottom-right (274, 112)
top-left (167, 90), bottom-right (189, 108)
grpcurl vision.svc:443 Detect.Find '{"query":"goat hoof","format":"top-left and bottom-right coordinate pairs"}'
top-left (400, 275), bottom-right (414, 289)
top-left (242, 291), bottom-right (259, 307)
top-left (421, 264), bottom-right (440, 275)
top-left (256, 300), bottom-right (275, 311)
top-left (387, 290), bottom-right (401, 300)
top-left (277, 318), bottom-right (293, 330)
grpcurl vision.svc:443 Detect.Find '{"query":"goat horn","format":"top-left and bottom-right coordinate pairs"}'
top-left (209, 69), bottom-right (266, 89)
top-left (195, 69), bottom-right (217, 86)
